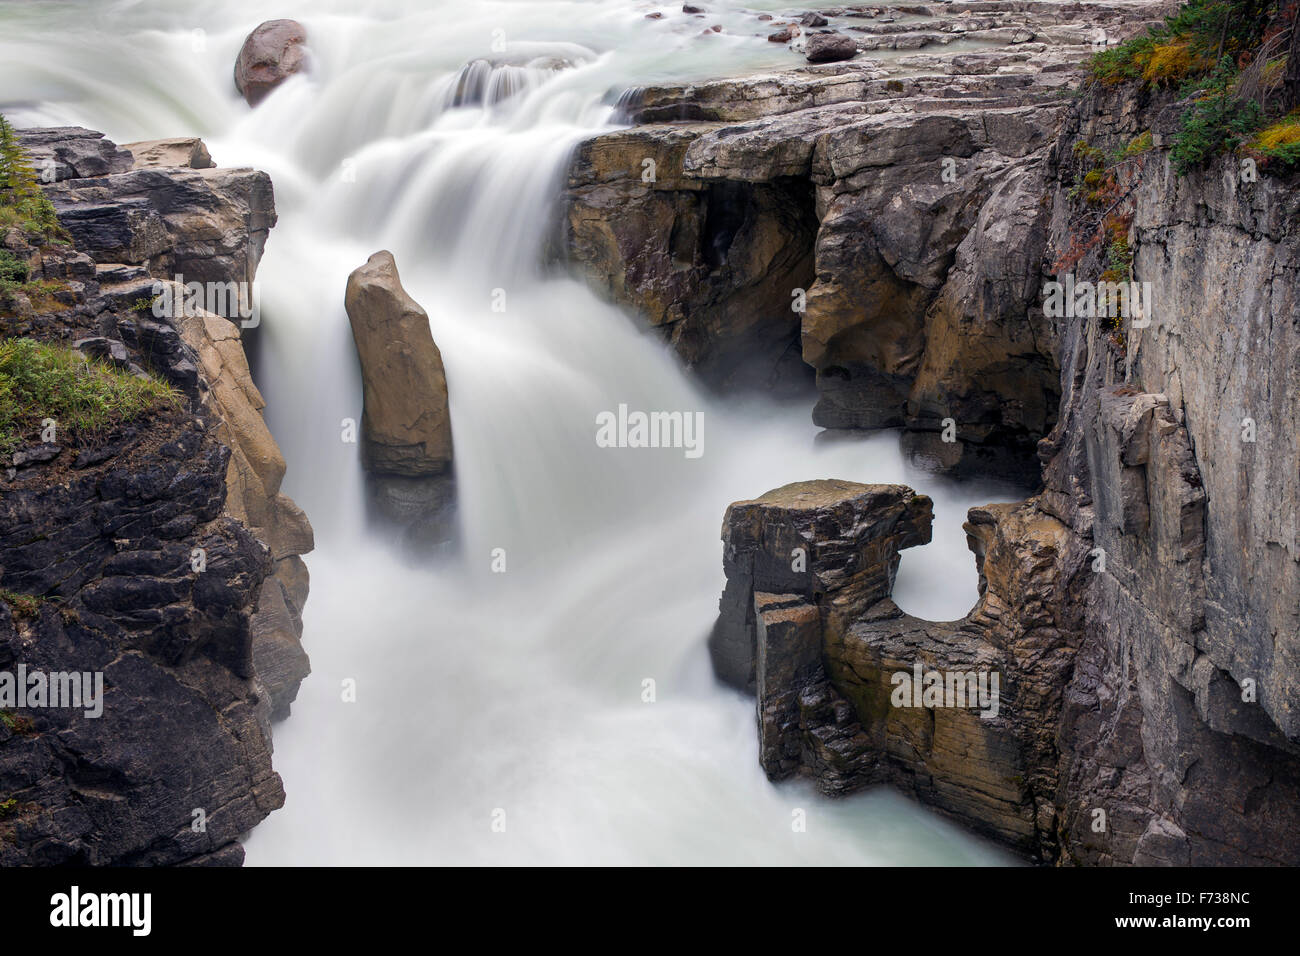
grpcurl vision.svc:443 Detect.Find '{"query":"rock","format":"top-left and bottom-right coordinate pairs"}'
top-left (344, 251), bottom-right (456, 543)
top-left (1040, 82), bottom-right (1300, 865)
top-left (804, 33), bottom-right (859, 63)
top-left (0, 419), bottom-right (285, 865)
top-left (564, 131), bottom-right (817, 393)
top-left (713, 482), bottom-right (1087, 856)
top-left (123, 137), bottom-right (214, 170)
top-left (768, 28), bottom-right (795, 43)
top-left (233, 19), bottom-right (308, 107)
top-left (11, 444), bottom-right (61, 468)
top-left (73, 335), bottom-right (130, 368)
top-left (42, 161), bottom-right (276, 292)
top-left (709, 480), bottom-right (931, 690)
top-left (695, 53), bottom-right (1300, 865)
top-left (799, 13), bottom-right (829, 27)
top-left (596, 0), bottom-right (1300, 865)
top-left (172, 298), bottom-right (314, 717)
top-left (15, 127), bottom-right (132, 182)
top-left (0, 126), bottom-right (312, 863)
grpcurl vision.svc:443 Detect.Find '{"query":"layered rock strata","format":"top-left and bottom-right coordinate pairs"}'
top-left (0, 128), bottom-right (311, 863)
top-left (565, 0), bottom-right (1170, 481)
top-left (692, 8), bottom-right (1300, 865)
top-left (22, 129), bottom-right (316, 721)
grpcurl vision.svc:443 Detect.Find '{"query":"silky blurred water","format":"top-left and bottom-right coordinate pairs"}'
top-left (1, 0), bottom-right (1022, 865)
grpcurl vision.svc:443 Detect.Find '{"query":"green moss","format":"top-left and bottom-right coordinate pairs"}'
top-left (0, 799), bottom-right (17, 819)
top-left (0, 337), bottom-right (181, 455)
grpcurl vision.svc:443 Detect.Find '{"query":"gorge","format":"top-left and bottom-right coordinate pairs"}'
top-left (1, 0), bottom-right (1297, 868)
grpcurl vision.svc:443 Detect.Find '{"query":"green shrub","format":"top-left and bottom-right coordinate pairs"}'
top-left (0, 590), bottom-right (42, 619)
top-left (1171, 90), bottom-right (1264, 172)
top-left (0, 338), bottom-right (181, 455)
top-left (1250, 113), bottom-right (1300, 165)
top-left (0, 250), bottom-right (27, 284)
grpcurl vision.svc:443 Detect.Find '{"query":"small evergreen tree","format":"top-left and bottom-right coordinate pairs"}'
top-left (0, 113), bottom-right (67, 243)
top-left (0, 114), bottom-right (40, 201)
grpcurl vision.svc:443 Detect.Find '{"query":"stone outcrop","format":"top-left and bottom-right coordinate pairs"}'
top-left (344, 250), bottom-right (456, 545)
top-left (1038, 84), bottom-right (1300, 866)
top-left (18, 129), bottom-right (314, 721)
top-left (712, 481), bottom-right (1087, 857)
top-left (1, 127), bottom-right (312, 863)
top-left (0, 417), bottom-right (284, 865)
top-left (33, 157), bottom-right (275, 292)
top-left (14, 127), bottom-right (133, 181)
top-left (565, 0), bottom-right (1170, 480)
top-left (698, 10), bottom-right (1300, 866)
top-left (122, 137), bottom-right (214, 170)
top-left (234, 19), bottom-right (309, 107)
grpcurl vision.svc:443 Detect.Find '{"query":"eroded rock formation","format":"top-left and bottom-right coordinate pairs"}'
top-left (344, 250), bottom-right (456, 545)
top-left (685, 4), bottom-right (1300, 866)
top-left (565, 0), bottom-right (1168, 480)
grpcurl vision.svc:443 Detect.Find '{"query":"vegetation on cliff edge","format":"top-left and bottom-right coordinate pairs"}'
top-left (1089, 0), bottom-right (1300, 173)
top-left (0, 115), bottom-right (66, 243)
top-left (0, 338), bottom-right (180, 456)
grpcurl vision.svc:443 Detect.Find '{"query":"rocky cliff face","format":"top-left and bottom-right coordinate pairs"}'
top-left (1040, 85), bottom-right (1300, 866)
top-left (564, 0), bottom-right (1168, 480)
top-left (0, 128), bottom-right (309, 863)
top-left (567, 1), bottom-right (1300, 864)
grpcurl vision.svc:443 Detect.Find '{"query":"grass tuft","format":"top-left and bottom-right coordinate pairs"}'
top-left (0, 338), bottom-right (181, 456)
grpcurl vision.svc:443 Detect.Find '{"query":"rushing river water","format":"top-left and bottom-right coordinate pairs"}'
top-left (2, 0), bottom-right (1022, 864)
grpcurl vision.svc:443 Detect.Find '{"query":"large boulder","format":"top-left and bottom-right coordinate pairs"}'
top-left (344, 251), bottom-right (456, 544)
top-left (804, 33), bottom-right (858, 63)
top-left (233, 19), bottom-right (309, 107)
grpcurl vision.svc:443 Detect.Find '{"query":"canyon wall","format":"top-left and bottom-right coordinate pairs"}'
top-left (0, 129), bottom-right (309, 863)
top-left (565, 1), bottom-right (1300, 863)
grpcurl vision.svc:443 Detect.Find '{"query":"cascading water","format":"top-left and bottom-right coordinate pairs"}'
top-left (2, 0), bottom-right (1023, 864)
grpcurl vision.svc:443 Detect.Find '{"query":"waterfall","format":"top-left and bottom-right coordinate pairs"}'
top-left (0, 0), bottom-right (1020, 865)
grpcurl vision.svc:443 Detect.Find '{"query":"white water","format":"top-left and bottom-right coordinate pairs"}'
top-left (2, 0), bottom-right (1023, 865)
